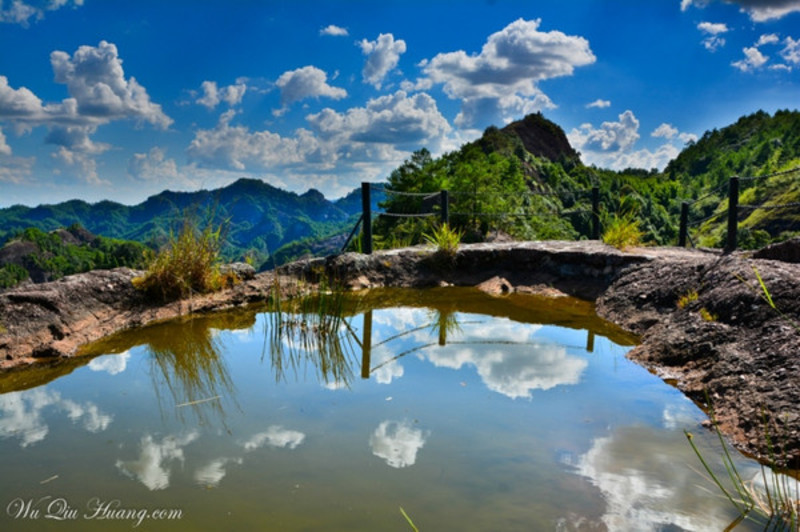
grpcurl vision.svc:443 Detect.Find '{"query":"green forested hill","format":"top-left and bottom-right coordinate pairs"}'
top-left (0, 178), bottom-right (370, 269)
top-left (0, 226), bottom-right (149, 288)
top-left (370, 109), bottom-right (800, 250)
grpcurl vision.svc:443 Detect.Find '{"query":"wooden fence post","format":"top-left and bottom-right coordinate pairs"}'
top-left (678, 201), bottom-right (689, 247)
top-left (440, 189), bottom-right (449, 226)
top-left (725, 177), bottom-right (739, 253)
top-left (361, 182), bottom-right (372, 255)
top-left (591, 186), bottom-right (600, 240)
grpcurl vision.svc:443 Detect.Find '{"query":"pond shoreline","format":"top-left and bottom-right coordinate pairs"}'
top-left (1, 240), bottom-right (798, 467)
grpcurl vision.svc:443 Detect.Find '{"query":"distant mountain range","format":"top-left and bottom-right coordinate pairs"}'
top-left (0, 179), bottom-right (384, 271)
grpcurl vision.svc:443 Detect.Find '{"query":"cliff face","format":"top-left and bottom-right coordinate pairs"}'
top-left (501, 112), bottom-right (580, 164)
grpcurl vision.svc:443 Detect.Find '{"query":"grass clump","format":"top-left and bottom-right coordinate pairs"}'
top-left (423, 223), bottom-right (464, 259)
top-left (602, 213), bottom-right (644, 250)
top-left (678, 289), bottom-right (699, 309)
top-left (133, 219), bottom-right (225, 301)
top-left (686, 396), bottom-right (799, 530)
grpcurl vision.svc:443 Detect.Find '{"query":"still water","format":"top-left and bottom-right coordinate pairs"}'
top-left (0, 288), bottom-right (768, 531)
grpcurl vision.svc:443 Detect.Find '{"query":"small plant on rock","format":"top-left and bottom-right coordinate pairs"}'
top-left (133, 218), bottom-right (225, 301)
top-left (423, 223), bottom-right (464, 260)
top-left (602, 213), bottom-right (644, 250)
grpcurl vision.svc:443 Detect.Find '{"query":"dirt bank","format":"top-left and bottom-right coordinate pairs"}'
top-left (0, 241), bottom-right (798, 466)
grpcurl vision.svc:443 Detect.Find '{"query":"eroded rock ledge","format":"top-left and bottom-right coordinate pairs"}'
top-left (1, 240), bottom-right (798, 466)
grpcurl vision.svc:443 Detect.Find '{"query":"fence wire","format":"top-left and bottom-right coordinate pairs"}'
top-left (738, 167), bottom-right (800, 182)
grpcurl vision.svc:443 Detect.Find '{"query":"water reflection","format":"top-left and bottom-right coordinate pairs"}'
top-left (242, 426), bottom-right (306, 451)
top-left (194, 456), bottom-right (243, 487)
top-left (369, 420), bottom-right (429, 469)
top-left (0, 388), bottom-right (111, 447)
top-left (574, 424), bottom-right (741, 531)
top-left (116, 431), bottom-right (199, 490)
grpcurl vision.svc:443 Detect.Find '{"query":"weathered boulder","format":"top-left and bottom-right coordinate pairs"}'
top-left (752, 237), bottom-right (800, 263)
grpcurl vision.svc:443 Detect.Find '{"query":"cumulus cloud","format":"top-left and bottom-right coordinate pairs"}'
top-left (116, 431), bottom-right (199, 490)
top-left (359, 33), bottom-right (407, 89)
top-left (196, 80), bottom-right (247, 109)
top-left (0, 127), bottom-right (11, 156)
top-left (0, 388), bottom-right (112, 448)
top-left (370, 420), bottom-right (428, 468)
top-left (0, 41), bottom-right (170, 183)
top-left (732, 44), bottom-right (770, 70)
top-left (681, 0), bottom-right (800, 21)
top-left (781, 36), bottom-right (800, 64)
top-left (50, 41), bottom-right (172, 128)
top-left (0, 0), bottom-right (83, 27)
top-left (128, 147), bottom-right (180, 181)
top-left (575, 426), bottom-right (749, 530)
top-left (586, 99), bottom-right (611, 109)
top-left (275, 65), bottom-right (347, 110)
top-left (194, 457), bottom-right (243, 487)
top-left (569, 110), bottom-right (694, 171)
top-left (421, 18), bottom-right (595, 128)
top-left (320, 24), bottom-right (348, 36)
top-left (697, 21), bottom-right (729, 51)
top-left (88, 352), bottom-right (131, 375)
top-left (571, 110), bottom-right (640, 152)
top-left (651, 123), bottom-right (679, 139)
top-left (307, 90), bottom-right (451, 145)
top-left (187, 110), bottom-right (319, 171)
top-left (243, 426), bottom-right (306, 450)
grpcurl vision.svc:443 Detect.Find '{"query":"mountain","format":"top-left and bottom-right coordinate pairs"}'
top-left (0, 178), bottom-right (376, 269)
top-left (665, 109), bottom-right (800, 247)
top-left (0, 225), bottom-right (149, 288)
top-left (371, 109), bottom-right (800, 250)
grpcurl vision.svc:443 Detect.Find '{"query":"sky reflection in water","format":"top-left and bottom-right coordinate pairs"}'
top-left (0, 289), bottom-right (765, 531)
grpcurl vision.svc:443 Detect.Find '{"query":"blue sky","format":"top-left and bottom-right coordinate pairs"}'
top-left (0, 0), bottom-right (798, 207)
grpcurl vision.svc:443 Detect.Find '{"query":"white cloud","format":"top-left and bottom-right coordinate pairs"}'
top-left (0, 0), bottom-right (83, 27)
top-left (88, 352), bottom-right (131, 375)
top-left (780, 36), bottom-right (800, 64)
top-left (698, 22), bottom-right (729, 51)
top-left (0, 127), bottom-right (11, 156)
top-left (421, 18), bottom-right (595, 128)
top-left (359, 33), bottom-right (407, 89)
top-left (50, 41), bottom-right (172, 129)
top-left (732, 45), bottom-right (769, 71)
top-left (0, 41), bottom-right (170, 183)
top-left (569, 110), bottom-right (694, 171)
top-left (757, 33), bottom-right (781, 46)
top-left (369, 420), bottom-right (428, 468)
top-left (194, 457), bottom-right (243, 487)
top-left (307, 90), bottom-right (451, 146)
top-left (575, 426), bottom-right (749, 531)
top-left (196, 80), bottom-right (247, 109)
top-left (651, 123), bottom-right (679, 139)
top-left (187, 110), bottom-right (319, 171)
top-left (0, 388), bottom-right (112, 448)
top-left (116, 431), bottom-right (199, 490)
top-left (586, 99), bottom-right (611, 109)
top-left (682, 0), bottom-right (800, 21)
top-left (570, 110), bottom-right (640, 152)
top-left (698, 21), bottom-right (729, 35)
top-left (320, 24), bottom-right (348, 36)
top-left (274, 65), bottom-right (347, 115)
top-left (128, 147), bottom-right (179, 181)
top-left (243, 426), bottom-right (305, 450)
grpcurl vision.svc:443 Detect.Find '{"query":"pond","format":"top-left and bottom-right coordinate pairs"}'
top-left (0, 288), bottom-right (772, 531)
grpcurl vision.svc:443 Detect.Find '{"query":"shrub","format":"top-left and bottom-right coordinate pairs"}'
top-left (602, 213), bottom-right (644, 250)
top-left (133, 219), bottom-right (224, 301)
top-left (423, 223), bottom-right (464, 259)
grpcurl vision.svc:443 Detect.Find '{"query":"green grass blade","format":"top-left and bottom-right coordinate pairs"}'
top-left (399, 506), bottom-right (419, 532)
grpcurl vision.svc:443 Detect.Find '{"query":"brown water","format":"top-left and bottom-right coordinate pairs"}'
top-left (0, 288), bottom-right (772, 530)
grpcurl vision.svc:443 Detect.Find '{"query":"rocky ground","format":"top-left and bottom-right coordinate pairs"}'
top-left (1, 240), bottom-right (798, 467)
